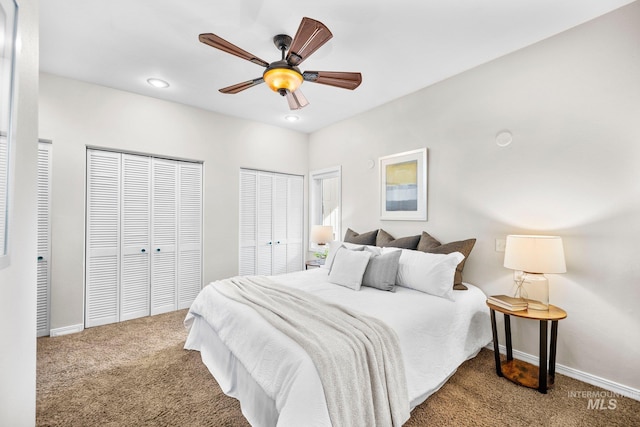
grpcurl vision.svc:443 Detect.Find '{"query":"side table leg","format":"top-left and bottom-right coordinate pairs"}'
top-left (549, 320), bottom-right (559, 383)
top-left (539, 320), bottom-right (548, 393)
top-left (504, 314), bottom-right (513, 361)
top-left (490, 309), bottom-right (502, 377)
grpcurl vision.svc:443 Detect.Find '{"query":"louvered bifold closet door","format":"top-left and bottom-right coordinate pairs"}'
top-left (239, 169), bottom-right (257, 276)
top-left (256, 172), bottom-right (274, 275)
top-left (272, 174), bottom-right (289, 275)
top-left (120, 154), bottom-right (151, 321)
top-left (0, 135), bottom-right (7, 258)
top-left (286, 175), bottom-right (304, 273)
top-left (177, 162), bottom-right (203, 309)
top-left (151, 158), bottom-right (178, 315)
top-left (86, 150), bottom-right (121, 327)
top-left (37, 142), bottom-right (52, 337)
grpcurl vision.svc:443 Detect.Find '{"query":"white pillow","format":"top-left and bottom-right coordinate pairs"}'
top-left (328, 247), bottom-right (372, 290)
top-left (360, 245), bottom-right (382, 256)
top-left (381, 247), bottom-right (401, 255)
top-left (342, 241), bottom-right (367, 251)
top-left (322, 241), bottom-right (372, 269)
top-left (321, 241), bottom-right (344, 270)
top-left (396, 249), bottom-right (465, 300)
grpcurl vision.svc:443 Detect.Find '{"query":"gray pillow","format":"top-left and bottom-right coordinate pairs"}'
top-left (362, 247), bottom-right (401, 292)
top-left (328, 247), bottom-right (372, 290)
top-left (376, 229), bottom-right (421, 249)
top-left (344, 228), bottom-right (378, 246)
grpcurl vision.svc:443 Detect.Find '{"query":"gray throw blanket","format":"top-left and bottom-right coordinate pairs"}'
top-left (214, 275), bottom-right (410, 427)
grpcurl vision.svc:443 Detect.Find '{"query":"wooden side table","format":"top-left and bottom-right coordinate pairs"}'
top-left (487, 300), bottom-right (567, 393)
top-left (305, 259), bottom-right (325, 270)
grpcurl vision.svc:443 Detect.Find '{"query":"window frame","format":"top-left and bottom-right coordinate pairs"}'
top-left (309, 165), bottom-right (341, 251)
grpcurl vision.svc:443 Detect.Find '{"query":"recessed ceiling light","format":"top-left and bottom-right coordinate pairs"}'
top-left (284, 114), bottom-right (299, 122)
top-left (147, 78), bottom-right (170, 88)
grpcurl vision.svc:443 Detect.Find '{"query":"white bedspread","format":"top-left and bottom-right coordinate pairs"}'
top-left (185, 269), bottom-right (492, 427)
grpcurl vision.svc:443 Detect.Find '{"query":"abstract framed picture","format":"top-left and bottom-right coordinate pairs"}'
top-left (0, 0), bottom-right (18, 270)
top-left (379, 148), bottom-right (427, 221)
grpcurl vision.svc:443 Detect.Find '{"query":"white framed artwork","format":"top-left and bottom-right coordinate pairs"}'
top-left (379, 148), bottom-right (427, 221)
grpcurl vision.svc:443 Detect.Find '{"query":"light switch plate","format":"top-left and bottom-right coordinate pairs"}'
top-left (495, 238), bottom-right (506, 252)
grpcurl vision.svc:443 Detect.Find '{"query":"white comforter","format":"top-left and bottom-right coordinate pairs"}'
top-left (185, 268), bottom-right (492, 427)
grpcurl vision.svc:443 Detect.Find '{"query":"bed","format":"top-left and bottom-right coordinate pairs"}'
top-left (184, 243), bottom-right (492, 426)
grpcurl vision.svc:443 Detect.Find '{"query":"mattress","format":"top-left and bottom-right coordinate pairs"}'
top-left (184, 268), bottom-right (492, 426)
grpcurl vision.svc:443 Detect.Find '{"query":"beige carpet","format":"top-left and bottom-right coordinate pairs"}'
top-left (37, 310), bottom-right (639, 426)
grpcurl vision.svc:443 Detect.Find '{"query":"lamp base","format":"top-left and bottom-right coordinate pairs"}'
top-left (523, 273), bottom-right (549, 311)
top-left (513, 271), bottom-right (550, 310)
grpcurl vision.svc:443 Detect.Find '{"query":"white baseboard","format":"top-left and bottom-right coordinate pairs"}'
top-left (50, 323), bottom-right (84, 337)
top-left (486, 343), bottom-right (640, 401)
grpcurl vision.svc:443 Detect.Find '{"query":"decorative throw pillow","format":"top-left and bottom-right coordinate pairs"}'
top-left (321, 241), bottom-right (344, 270)
top-left (322, 241), bottom-right (366, 270)
top-left (328, 247), bottom-right (372, 290)
top-left (343, 228), bottom-right (378, 246)
top-left (421, 238), bottom-right (476, 288)
top-left (416, 231), bottom-right (441, 251)
top-left (376, 229), bottom-right (421, 249)
top-left (343, 242), bottom-right (370, 251)
top-left (396, 249), bottom-right (465, 300)
top-left (361, 247), bottom-right (401, 292)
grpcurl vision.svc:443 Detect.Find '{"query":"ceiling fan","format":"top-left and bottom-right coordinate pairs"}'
top-left (199, 17), bottom-right (362, 110)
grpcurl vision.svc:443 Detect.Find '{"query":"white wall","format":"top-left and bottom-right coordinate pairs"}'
top-left (0, 0), bottom-right (39, 424)
top-left (39, 74), bottom-right (308, 330)
top-left (309, 3), bottom-right (640, 391)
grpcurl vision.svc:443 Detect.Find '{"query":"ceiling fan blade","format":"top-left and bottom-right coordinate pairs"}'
top-left (199, 33), bottom-right (269, 68)
top-left (302, 71), bottom-right (362, 90)
top-left (219, 77), bottom-right (264, 94)
top-left (286, 17), bottom-right (333, 66)
top-left (285, 89), bottom-right (309, 110)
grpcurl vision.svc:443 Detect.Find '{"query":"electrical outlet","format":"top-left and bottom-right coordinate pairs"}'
top-left (495, 238), bottom-right (506, 252)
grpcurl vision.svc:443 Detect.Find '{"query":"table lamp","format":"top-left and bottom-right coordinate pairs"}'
top-left (503, 235), bottom-right (566, 310)
top-left (310, 225), bottom-right (333, 246)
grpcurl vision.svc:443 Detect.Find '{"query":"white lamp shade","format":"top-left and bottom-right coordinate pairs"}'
top-left (503, 235), bottom-right (566, 274)
top-left (310, 225), bottom-right (334, 245)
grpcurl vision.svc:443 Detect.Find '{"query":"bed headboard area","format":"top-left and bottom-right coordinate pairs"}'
top-left (342, 228), bottom-right (476, 290)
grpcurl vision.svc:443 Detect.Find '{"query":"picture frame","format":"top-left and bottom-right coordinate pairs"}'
top-left (379, 148), bottom-right (427, 221)
top-left (0, 0), bottom-right (19, 270)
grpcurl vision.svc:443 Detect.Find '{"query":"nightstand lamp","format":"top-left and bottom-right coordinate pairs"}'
top-left (310, 225), bottom-right (334, 246)
top-left (503, 235), bottom-right (566, 310)
top-left (310, 225), bottom-right (333, 263)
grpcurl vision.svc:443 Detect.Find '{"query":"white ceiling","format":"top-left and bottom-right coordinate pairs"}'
top-left (40, 0), bottom-right (634, 133)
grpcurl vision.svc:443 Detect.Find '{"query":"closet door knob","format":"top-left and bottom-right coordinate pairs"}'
top-left (267, 241), bottom-right (272, 245)
top-left (37, 256), bottom-right (44, 261)
top-left (141, 248), bottom-right (146, 253)
top-left (276, 241), bottom-right (281, 244)
top-left (156, 248), bottom-right (161, 252)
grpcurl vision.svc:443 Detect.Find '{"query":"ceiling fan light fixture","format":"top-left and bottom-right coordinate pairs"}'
top-left (263, 67), bottom-right (303, 94)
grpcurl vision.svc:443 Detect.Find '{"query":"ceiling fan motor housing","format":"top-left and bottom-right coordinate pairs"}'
top-left (273, 34), bottom-right (292, 52)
